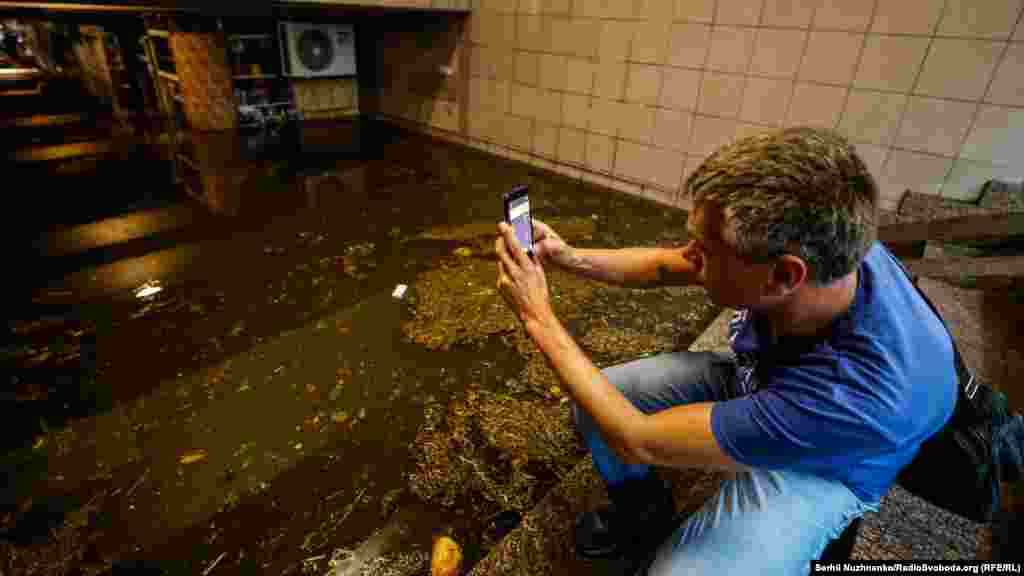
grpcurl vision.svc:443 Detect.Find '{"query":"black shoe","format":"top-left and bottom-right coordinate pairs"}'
top-left (574, 470), bottom-right (677, 560)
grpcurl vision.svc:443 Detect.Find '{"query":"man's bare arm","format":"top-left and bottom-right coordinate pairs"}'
top-left (565, 244), bottom-right (702, 289)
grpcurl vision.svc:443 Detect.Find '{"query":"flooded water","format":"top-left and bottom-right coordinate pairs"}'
top-left (2, 120), bottom-right (719, 575)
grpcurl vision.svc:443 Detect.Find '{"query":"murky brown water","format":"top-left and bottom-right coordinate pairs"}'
top-left (2, 121), bottom-right (719, 575)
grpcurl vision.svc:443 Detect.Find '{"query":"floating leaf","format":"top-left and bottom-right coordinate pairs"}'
top-left (229, 321), bottom-right (246, 337)
top-left (179, 450), bottom-right (208, 465)
top-left (332, 411), bottom-right (349, 425)
top-left (453, 247), bottom-right (473, 258)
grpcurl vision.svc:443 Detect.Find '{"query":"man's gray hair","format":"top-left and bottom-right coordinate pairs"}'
top-left (683, 127), bottom-right (879, 286)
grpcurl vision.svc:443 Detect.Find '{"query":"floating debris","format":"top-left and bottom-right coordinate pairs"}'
top-left (229, 320), bottom-right (246, 337)
top-left (180, 450), bottom-right (208, 465)
top-left (409, 389), bottom-right (584, 511)
top-left (453, 247), bottom-right (473, 258)
top-left (430, 536), bottom-right (462, 576)
top-left (392, 284), bottom-right (408, 299)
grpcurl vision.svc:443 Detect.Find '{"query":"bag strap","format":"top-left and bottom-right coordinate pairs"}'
top-left (887, 247), bottom-right (978, 401)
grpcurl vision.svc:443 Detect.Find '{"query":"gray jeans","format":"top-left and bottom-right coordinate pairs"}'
top-left (573, 351), bottom-right (878, 575)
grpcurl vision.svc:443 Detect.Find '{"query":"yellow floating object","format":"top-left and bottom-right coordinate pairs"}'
top-left (453, 247), bottom-right (473, 258)
top-left (430, 535), bottom-right (463, 576)
top-left (179, 450), bottom-right (207, 465)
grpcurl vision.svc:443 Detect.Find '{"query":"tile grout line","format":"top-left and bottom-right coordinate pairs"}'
top-left (943, 4), bottom-right (1023, 199)
top-left (835, 0), bottom-right (880, 137)
top-left (884, 0), bottom-right (950, 200)
top-left (681, 0), bottom-right (720, 194)
top-left (477, 62), bottom-right (1024, 110)
top-left (727, 3), bottom-right (764, 135)
top-left (778, 2), bottom-right (814, 127)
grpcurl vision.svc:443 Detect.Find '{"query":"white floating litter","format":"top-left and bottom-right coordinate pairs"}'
top-left (392, 284), bottom-right (408, 299)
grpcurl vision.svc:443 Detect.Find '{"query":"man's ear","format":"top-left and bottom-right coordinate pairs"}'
top-left (770, 255), bottom-right (808, 296)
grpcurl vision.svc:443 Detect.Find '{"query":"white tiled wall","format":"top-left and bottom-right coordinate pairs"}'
top-left (385, 0), bottom-right (1024, 209)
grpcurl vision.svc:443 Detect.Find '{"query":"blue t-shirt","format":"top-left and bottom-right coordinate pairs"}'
top-left (710, 242), bottom-right (958, 504)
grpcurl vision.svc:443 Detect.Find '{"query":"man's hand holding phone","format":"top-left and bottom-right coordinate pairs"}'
top-left (531, 219), bottom-right (575, 271)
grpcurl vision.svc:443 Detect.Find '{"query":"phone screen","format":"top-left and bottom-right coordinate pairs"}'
top-left (508, 193), bottom-right (533, 252)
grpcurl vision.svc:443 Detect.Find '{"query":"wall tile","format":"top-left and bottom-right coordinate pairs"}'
top-left (533, 120), bottom-right (560, 156)
top-left (598, 21), bottom-right (635, 62)
top-left (615, 140), bottom-right (684, 190)
top-left (594, 62), bottom-right (628, 100)
top-left (565, 58), bottom-right (597, 95)
top-left (813, 0), bottom-right (876, 32)
top-left (543, 0), bottom-right (572, 15)
top-left (691, 115), bottom-right (738, 157)
top-left (517, 15), bottom-right (549, 52)
top-left (470, 45), bottom-right (495, 78)
top-left (502, 114), bottom-right (535, 150)
top-left (585, 131), bottom-right (615, 172)
top-left (537, 89), bottom-right (564, 124)
top-left (495, 48), bottom-right (518, 81)
top-left (698, 72), bottom-right (746, 118)
top-left (761, 0), bottom-right (819, 28)
top-left (552, 18), bottom-right (600, 58)
top-left (538, 53), bottom-right (569, 91)
top-left (636, 0), bottom-right (677, 23)
top-left (871, 0), bottom-right (945, 35)
top-left (631, 21), bottom-right (673, 65)
top-left (875, 176), bottom-right (905, 210)
top-left (937, 0), bottom-right (1022, 40)
top-left (854, 35), bottom-right (930, 93)
top-left (895, 96), bottom-right (978, 157)
top-left (787, 82), bottom-right (845, 128)
top-left (740, 76), bottom-right (792, 126)
top-left (557, 126), bottom-right (586, 164)
top-left (716, 0), bottom-right (765, 26)
top-left (915, 39), bottom-right (1004, 101)
top-left (520, 0), bottom-right (542, 14)
top-left (471, 77), bottom-right (512, 115)
top-left (668, 23), bottom-right (712, 69)
top-left (985, 42), bottom-right (1024, 106)
top-left (839, 89), bottom-right (906, 146)
top-left (659, 67), bottom-right (701, 110)
top-left (588, 97), bottom-right (624, 136)
top-left (509, 83), bottom-right (542, 119)
top-left (618, 102), bottom-right (658, 143)
top-left (882, 149), bottom-right (952, 196)
top-left (652, 107), bottom-right (693, 152)
top-left (707, 26), bottom-right (757, 74)
top-left (469, 13), bottom-right (484, 43)
top-left (799, 31), bottom-right (863, 86)
top-left (734, 123), bottom-right (776, 140)
top-left (750, 29), bottom-right (808, 78)
top-left (852, 143), bottom-right (889, 178)
top-left (515, 51), bottom-right (540, 85)
top-left (626, 64), bottom-right (663, 106)
top-left (674, 0), bottom-right (715, 22)
top-left (562, 92), bottom-right (591, 129)
top-left (942, 158), bottom-right (1023, 201)
top-left (577, 0), bottom-right (607, 18)
top-left (962, 105), bottom-right (1024, 165)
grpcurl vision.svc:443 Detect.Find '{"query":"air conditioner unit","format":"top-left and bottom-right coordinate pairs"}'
top-left (279, 22), bottom-right (356, 79)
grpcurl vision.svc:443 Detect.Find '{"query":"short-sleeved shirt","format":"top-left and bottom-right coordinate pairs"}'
top-left (710, 242), bottom-right (958, 504)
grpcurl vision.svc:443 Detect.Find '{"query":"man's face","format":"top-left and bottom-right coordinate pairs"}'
top-left (685, 202), bottom-right (776, 309)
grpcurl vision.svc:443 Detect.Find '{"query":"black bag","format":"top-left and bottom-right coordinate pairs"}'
top-left (893, 266), bottom-right (1012, 524)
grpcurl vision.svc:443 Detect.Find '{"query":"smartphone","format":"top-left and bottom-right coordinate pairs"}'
top-left (503, 185), bottom-right (533, 256)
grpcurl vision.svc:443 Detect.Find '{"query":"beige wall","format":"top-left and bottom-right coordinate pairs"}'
top-left (368, 0), bottom-right (1024, 211)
